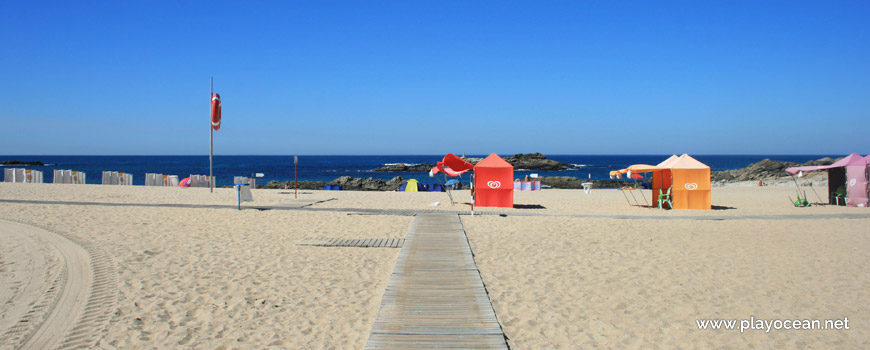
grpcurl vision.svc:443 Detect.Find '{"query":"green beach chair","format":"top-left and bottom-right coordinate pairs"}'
top-left (831, 186), bottom-right (846, 206)
top-left (790, 190), bottom-right (810, 207)
top-left (657, 187), bottom-right (672, 210)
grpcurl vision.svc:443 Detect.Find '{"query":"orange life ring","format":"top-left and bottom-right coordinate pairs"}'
top-left (211, 93), bottom-right (221, 130)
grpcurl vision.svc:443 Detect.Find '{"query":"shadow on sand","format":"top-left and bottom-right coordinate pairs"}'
top-left (712, 205), bottom-right (737, 210)
top-left (513, 204), bottom-right (546, 209)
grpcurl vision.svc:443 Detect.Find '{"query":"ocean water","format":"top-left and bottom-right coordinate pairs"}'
top-left (0, 155), bottom-right (838, 187)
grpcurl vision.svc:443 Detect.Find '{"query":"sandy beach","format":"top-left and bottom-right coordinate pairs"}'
top-left (0, 182), bottom-right (867, 349)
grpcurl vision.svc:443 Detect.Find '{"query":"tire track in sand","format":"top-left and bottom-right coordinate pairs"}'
top-left (0, 220), bottom-right (116, 350)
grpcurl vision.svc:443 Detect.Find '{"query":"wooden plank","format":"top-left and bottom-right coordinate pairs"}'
top-left (366, 214), bottom-right (507, 349)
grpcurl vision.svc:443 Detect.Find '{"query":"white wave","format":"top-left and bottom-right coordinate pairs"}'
top-left (572, 164), bottom-right (589, 167)
top-left (383, 163), bottom-right (420, 166)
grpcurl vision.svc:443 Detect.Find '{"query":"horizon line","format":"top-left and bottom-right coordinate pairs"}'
top-left (0, 153), bottom-right (853, 157)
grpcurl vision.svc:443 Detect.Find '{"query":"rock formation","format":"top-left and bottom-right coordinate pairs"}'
top-left (2, 160), bottom-right (45, 166)
top-left (503, 153), bottom-right (575, 171)
top-left (328, 176), bottom-right (405, 191)
top-left (372, 153), bottom-right (576, 172)
top-left (711, 157), bottom-right (839, 183)
top-left (372, 163), bottom-right (434, 172)
top-left (264, 176), bottom-right (406, 191)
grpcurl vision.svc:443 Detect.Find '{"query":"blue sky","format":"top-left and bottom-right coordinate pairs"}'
top-left (1, 1), bottom-right (867, 155)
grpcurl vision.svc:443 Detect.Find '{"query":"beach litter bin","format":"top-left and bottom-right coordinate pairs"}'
top-left (234, 183), bottom-right (253, 210)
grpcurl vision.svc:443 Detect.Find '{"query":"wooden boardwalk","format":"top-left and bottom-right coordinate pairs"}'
top-left (366, 213), bottom-right (508, 349)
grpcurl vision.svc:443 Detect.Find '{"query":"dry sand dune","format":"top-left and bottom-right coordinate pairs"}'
top-left (0, 182), bottom-right (867, 349)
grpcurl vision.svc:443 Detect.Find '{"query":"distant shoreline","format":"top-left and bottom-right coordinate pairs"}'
top-left (2, 154), bottom-right (848, 187)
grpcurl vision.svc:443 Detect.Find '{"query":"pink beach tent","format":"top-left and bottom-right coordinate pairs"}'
top-left (786, 153), bottom-right (869, 207)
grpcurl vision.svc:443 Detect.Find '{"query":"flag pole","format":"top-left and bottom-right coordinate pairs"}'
top-left (294, 155), bottom-right (298, 199)
top-left (209, 77), bottom-right (214, 193)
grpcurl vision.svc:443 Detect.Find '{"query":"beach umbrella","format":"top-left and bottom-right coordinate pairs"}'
top-left (631, 173), bottom-right (644, 179)
top-left (430, 154), bottom-right (475, 206)
top-left (179, 177), bottom-right (191, 187)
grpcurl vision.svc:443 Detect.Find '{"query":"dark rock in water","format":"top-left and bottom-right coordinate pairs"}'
top-left (504, 153), bottom-right (574, 171)
top-left (711, 156), bottom-right (843, 183)
top-left (372, 153), bottom-right (576, 172)
top-left (372, 163), bottom-right (435, 172)
top-left (463, 153), bottom-right (575, 171)
top-left (2, 160), bottom-right (45, 166)
top-left (328, 176), bottom-right (405, 191)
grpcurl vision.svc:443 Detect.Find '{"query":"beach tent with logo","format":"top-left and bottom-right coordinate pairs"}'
top-left (785, 153), bottom-right (870, 207)
top-left (666, 154), bottom-right (711, 210)
top-left (613, 154), bottom-right (711, 210)
top-left (473, 153), bottom-right (514, 208)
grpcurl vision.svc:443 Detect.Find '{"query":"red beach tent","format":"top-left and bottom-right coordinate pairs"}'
top-left (473, 153), bottom-right (514, 208)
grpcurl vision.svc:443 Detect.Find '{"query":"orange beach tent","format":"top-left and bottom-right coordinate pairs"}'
top-left (616, 154), bottom-right (711, 210)
top-left (666, 154), bottom-right (711, 210)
